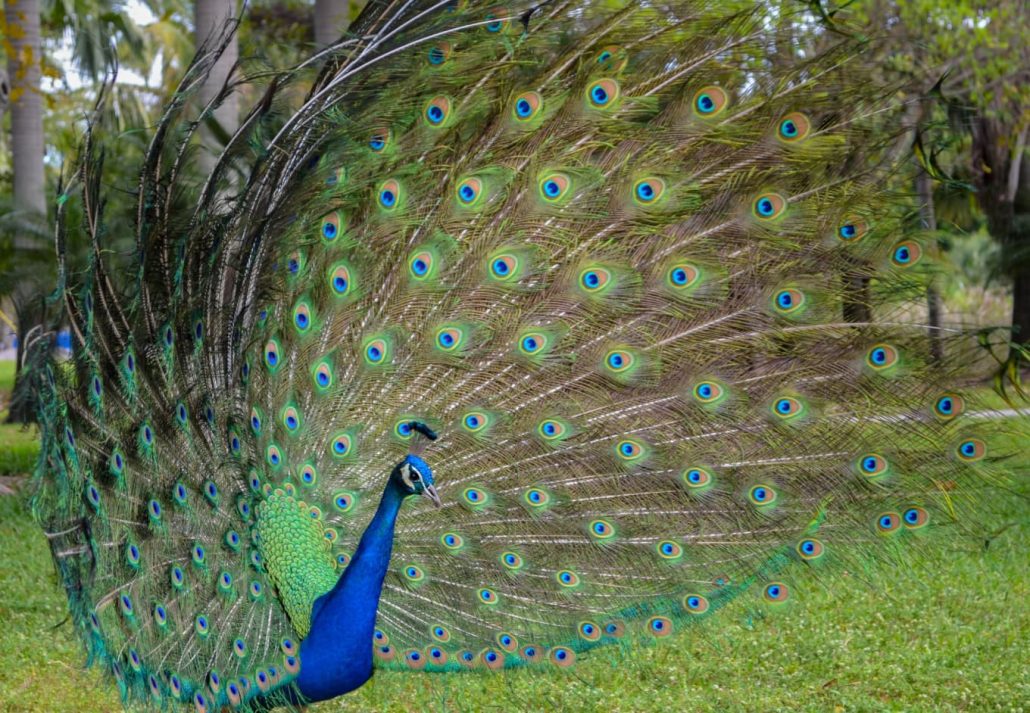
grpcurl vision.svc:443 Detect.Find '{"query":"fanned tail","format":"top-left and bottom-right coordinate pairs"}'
top-left (30, 1), bottom-right (1027, 710)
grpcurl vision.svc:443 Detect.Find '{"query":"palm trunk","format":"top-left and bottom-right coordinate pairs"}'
top-left (5, 0), bottom-right (46, 424)
top-left (314, 0), bottom-right (350, 49)
top-left (195, 0), bottom-right (239, 173)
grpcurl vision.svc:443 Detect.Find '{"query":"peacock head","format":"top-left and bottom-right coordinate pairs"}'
top-left (393, 455), bottom-right (441, 507)
top-left (391, 421), bottom-right (441, 507)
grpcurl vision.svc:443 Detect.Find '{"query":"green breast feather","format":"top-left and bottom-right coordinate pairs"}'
top-left (256, 489), bottom-right (340, 637)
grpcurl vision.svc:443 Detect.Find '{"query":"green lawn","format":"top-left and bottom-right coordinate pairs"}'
top-left (2, 487), bottom-right (1026, 713)
top-left (0, 382), bottom-right (1027, 711)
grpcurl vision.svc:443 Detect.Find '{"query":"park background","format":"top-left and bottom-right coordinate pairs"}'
top-left (0, 0), bottom-right (1027, 710)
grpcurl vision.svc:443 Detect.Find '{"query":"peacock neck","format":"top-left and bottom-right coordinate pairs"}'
top-left (295, 478), bottom-right (406, 702)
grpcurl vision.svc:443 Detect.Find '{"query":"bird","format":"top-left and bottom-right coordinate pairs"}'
top-left (28, 0), bottom-right (1021, 710)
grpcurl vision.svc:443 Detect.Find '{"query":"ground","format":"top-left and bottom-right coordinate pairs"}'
top-left (0, 366), bottom-right (1027, 712)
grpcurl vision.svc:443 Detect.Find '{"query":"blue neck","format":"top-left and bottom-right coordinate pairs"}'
top-left (296, 480), bottom-right (406, 702)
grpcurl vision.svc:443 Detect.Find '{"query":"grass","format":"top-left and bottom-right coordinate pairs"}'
top-left (1, 488), bottom-right (1026, 712)
top-left (0, 377), bottom-right (1026, 711)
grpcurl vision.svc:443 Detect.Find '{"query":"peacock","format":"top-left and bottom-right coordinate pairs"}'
top-left (27, 0), bottom-right (1023, 710)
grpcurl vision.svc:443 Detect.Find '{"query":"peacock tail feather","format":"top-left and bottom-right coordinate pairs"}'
top-left (29, 0), bottom-right (1023, 710)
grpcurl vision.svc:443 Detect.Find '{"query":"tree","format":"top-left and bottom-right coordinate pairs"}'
top-left (195, 0), bottom-right (238, 171)
top-left (314, 0), bottom-right (348, 49)
top-left (4, 0), bottom-right (48, 422)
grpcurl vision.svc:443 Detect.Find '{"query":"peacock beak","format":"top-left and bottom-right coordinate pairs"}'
top-left (422, 484), bottom-right (442, 508)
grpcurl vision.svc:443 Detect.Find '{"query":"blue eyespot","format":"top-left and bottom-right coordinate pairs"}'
top-left (636, 182), bottom-right (655, 201)
top-left (544, 180), bottom-right (562, 198)
top-left (607, 352), bottom-right (624, 368)
top-left (381, 190), bottom-right (395, 207)
top-left (516, 98), bottom-right (532, 117)
top-left (840, 224), bottom-right (856, 239)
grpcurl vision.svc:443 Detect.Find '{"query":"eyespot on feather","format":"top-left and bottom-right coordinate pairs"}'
top-left (426, 42), bottom-right (452, 65)
top-left (797, 538), bottom-right (825, 561)
top-left (683, 594), bottom-right (710, 614)
top-left (586, 79), bottom-right (620, 109)
top-left (956, 438), bottom-right (986, 462)
top-left (512, 91), bottom-right (543, 122)
top-left (633, 177), bottom-right (666, 205)
top-left (423, 96), bottom-right (452, 127)
top-left (647, 616), bottom-right (673, 637)
top-left (539, 173), bottom-right (572, 203)
top-left (890, 240), bottom-right (922, 267)
top-left (837, 215), bottom-right (869, 242)
top-left (656, 540), bottom-right (683, 560)
top-left (377, 179), bottom-right (403, 211)
top-left (763, 582), bottom-right (790, 603)
top-left (692, 380), bottom-right (725, 404)
top-left (933, 393), bottom-right (964, 420)
top-left (682, 466), bottom-right (714, 490)
top-left (549, 647), bottom-right (575, 667)
top-left (748, 484), bottom-right (778, 507)
top-left (594, 45), bottom-right (628, 72)
top-left (752, 192), bottom-right (787, 220)
top-left (866, 343), bottom-right (899, 371)
top-left (320, 211), bottom-right (342, 242)
top-left (455, 177), bottom-right (483, 207)
top-left (771, 396), bottom-right (805, 420)
top-left (368, 127), bottom-right (391, 152)
top-left (902, 506), bottom-right (929, 529)
top-left (777, 112), bottom-right (811, 142)
top-left (857, 453), bottom-right (889, 478)
top-left (693, 86), bottom-right (729, 117)
top-left (875, 512), bottom-right (902, 534)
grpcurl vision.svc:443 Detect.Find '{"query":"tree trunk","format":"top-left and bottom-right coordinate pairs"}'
top-left (5, 0), bottom-right (45, 215)
top-left (5, 0), bottom-right (46, 424)
top-left (1010, 153), bottom-right (1030, 351)
top-left (314, 0), bottom-right (350, 49)
top-left (972, 118), bottom-right (1029, 362)
top-left (915, 169), bottom-right (944, 364)
top-left (195, 0), bottom-right (239, 173)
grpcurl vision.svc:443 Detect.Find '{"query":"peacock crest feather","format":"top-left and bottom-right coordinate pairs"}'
top-left (28, 0), bottom-right (1024, 710)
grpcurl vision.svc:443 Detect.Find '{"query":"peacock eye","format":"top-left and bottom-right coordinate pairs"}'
top-left (410, 472), bottom-right (421, 481)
